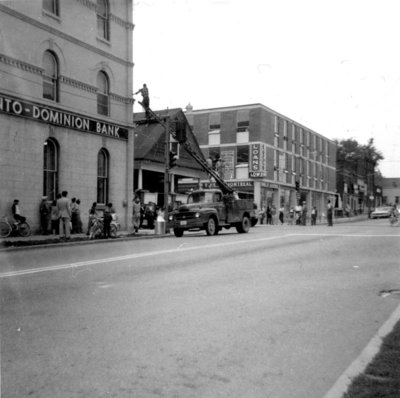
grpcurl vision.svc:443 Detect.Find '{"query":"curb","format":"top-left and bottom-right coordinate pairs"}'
top-left (0, 231), bottom-right (173, 252)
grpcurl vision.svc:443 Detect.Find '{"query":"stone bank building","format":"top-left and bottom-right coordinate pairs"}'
top-left (0, 1), bottom-right (134, 231)
top-left (186, 104), bottom-right (337, 218)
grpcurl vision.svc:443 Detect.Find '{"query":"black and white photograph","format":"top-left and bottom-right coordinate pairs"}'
top-left (1, 1), bottom-right (400, 397)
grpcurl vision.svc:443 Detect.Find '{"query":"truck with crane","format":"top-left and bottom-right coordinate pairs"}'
top-left (139, 103), bottom-right (258, 237)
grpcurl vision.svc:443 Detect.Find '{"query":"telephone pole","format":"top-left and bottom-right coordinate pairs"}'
top-left (163, 114), bottom-right (170, 210)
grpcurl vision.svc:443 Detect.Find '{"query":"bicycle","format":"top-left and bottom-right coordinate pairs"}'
top-left (0, 216), bottom-right (31, 238)
top-left (88, 216), bottom-right (120, 239)
top-left (389, 215), bottom-right (399, 227)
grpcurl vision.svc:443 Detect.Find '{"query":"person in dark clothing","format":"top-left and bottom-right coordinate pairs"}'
top-left (134, 84), bottom-right (150, 118)
top-left (103, 202), bottom-right (113, 238)
top-left (39, 196), bottom-right (50, 234)
top-left (266, 206), bottom-right (272, 225)
top-left (12, 199), bottom-right (26, 223)
top-left (327, 200), bottom-right (333, 226)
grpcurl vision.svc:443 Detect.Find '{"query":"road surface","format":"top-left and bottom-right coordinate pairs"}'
top-left (1, 219), bottom-right (399, 397)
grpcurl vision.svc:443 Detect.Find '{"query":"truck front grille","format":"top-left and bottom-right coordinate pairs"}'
top-left (174, 212), bottom-right (196, 221)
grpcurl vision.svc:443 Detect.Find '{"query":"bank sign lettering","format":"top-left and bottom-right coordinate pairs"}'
top-left (0, 94), bottom-right (128, 140)
top-left (249, 143), bottom-right (267, 178)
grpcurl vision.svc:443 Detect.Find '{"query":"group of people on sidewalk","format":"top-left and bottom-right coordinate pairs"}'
top-left (259, 200), bottom-right (334, 227)
top-left (36, 192), bottom-right (117, 240)
top-left (39, 193), bottom-right (84, 237)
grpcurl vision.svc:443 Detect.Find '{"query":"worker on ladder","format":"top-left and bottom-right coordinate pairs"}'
top-left (134, 83), bottom-right (150, 119)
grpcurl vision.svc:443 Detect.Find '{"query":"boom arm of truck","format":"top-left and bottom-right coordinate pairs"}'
top-left (139, 103), bottom-right (234, 195)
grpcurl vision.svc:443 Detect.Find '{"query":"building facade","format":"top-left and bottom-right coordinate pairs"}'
top-left (382, 178), bottom-right (400, 206)
top-left (0, 0), bottom-right (134, 231)
top-left (186, 104), bottom-right (337, 220)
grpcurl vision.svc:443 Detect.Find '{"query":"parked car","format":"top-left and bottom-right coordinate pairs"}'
top-left (370, 206), bottom-right (392, 219)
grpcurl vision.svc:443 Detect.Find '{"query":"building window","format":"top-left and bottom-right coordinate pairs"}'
top-left (291, 124), bottom-right (296, 154)
top-left (236, 121), bottom-right (249, 143)
top-left (97, 71), bottom-right (109, 116)
top-left (43, 51), bottom-right (58, 101)
top-left (97, 0), bottom-right (110, 40)
top-left (43, 0), bottom-right (59, 15)
top-left (43, 138), bottom-right (58, 201)
top-left (237, 110), bottom-right (249, 143)
top-left (236, 145), bottom-right (249, 179)
top-left (170, 137), bottom-right (180, 157)
top-left (97, 148), bottom-right (109, 204)
top-left (208, 127), bottom-right (220, 145)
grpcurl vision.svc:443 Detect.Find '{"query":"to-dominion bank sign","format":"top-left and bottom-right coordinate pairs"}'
top-left (0, 93), bottom-right (129, 140)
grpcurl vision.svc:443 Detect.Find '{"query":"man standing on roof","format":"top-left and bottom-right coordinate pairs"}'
top-left (134, 83), bottom-right (150, 119)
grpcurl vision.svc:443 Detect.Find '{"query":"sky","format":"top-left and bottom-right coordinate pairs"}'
top-left (133, 0), bottom-right (400, 178)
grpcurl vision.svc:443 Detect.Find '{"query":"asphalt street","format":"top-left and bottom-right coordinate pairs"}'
top-left (1, 219), bottom-right (399, 398)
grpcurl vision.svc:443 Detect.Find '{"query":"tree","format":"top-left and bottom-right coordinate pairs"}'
top-left (363, 138), bottom-right (384, 167)
top-left (335, 138), bottom-right (384, 167)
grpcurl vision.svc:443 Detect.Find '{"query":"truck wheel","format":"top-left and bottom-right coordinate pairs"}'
top-left (236, 215), bottom-right (251, 233)
top-left (205, 217), bottom-right (217, 236)
top-left (174, 228), bottom-right (184, 237)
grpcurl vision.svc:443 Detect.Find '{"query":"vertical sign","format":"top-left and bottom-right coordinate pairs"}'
top-left (249, 143), bottom-right (267, 178)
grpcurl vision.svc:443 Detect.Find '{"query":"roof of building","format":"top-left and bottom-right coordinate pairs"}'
top-left (185, 103), bottom-right (336, 143)
top-left (133, 108), bottom-right (206, 172)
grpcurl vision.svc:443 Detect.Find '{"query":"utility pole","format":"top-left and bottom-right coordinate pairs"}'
top-left (163, 113), bottom-right (170, 211)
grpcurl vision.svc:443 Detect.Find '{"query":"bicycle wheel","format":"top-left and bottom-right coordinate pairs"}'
top-left (110, 223), bottom-right (119, 238)
top-left (18, 222), bottom-right (31, 237)
top-left (0, 221), bottom-right (12, 238)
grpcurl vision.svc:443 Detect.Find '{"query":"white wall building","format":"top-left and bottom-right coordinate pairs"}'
top-left (0, 0), bottom-right (134, 232)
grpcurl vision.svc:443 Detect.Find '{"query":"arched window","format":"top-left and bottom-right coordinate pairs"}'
top-left (43, 50), bottom-right (58, 101)
top-left (43, 138), bottom-right (59, 200)
top-left (97, 71), bottom-right (109, 116)
top-left (97, 0), bottom-right (109, 40)
top-left (97, 148), bottom-right (109, 204)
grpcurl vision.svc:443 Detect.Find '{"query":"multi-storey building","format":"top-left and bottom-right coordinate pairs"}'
top-left (0, 0), bottom-right (134, 231)
top-left (185, 104), bottom-right (337, 218)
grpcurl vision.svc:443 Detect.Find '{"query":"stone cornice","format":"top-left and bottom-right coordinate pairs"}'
top-left (0, 54), bottom-right (133, 103)
top-left (0, 53), bottom-right (43, 75)
top-left (60, 75), bottom-right (97, 93)
top-left (0, 4), bottom-right (134, 68)
top-left (110, 92), bottom-right (135, 105)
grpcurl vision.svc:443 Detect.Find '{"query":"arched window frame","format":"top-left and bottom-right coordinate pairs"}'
top-left (43, 50), bottom-right (59, 102)
top-left (43, 0), bottom-right (59, 16)
top-left (97, 71), bottom-right (109, 116)
top-left (97, 148), bottom-right (109, 205)
top-left (97, 0), bottom-right (110, 41)
top-left (43, 138), bottom-right (59, 201)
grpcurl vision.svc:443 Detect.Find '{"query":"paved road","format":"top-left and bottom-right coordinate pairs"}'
top-left (1, 219), bottom-right (400, 398)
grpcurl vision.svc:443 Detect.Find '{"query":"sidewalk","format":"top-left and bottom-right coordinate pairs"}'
top-left (0, 228), bottom-right (171, 250)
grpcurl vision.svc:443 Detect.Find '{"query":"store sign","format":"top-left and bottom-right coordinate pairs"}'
top-left (249, 143), bottom-right (267, 178)
top-left (202, 180), bottom-right (254, 189)
top-left (0, 93), bottom-right (129, 140)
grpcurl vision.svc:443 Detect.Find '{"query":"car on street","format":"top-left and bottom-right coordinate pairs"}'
top-left (370, 206), bottom-right (392, 219)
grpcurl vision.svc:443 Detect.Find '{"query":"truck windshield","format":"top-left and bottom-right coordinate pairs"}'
top-left (188, 192), bottom-right (214, 204)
